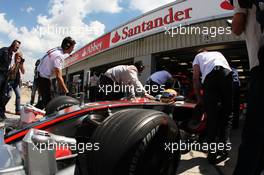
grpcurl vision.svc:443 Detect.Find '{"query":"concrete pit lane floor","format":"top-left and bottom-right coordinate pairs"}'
top-left (177, 127), bottom-right (241, 175)
top-left (3, 87), bottom-right (243, 175)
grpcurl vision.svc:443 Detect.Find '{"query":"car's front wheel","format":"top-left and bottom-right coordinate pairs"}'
top-left (75, 108), bottom-right (181, 175)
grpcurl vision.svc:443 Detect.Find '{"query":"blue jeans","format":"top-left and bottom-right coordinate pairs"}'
top-left (7, 81), bottom-right (21, 113)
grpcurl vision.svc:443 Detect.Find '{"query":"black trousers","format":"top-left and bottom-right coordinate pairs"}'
top-left (233, 66), bottom-right (264, 175)
top-left (232, 83), bottom-right (240, 128)
top-left (89, 86), bottom-right (98, 102)
top-left (30, 79), bottom-right (39, 105)
top-left (0, 72), bottom-right (7, 118)
top-left (203, 67), bottom-right (233, 145)
top-left (35, 76), bottom-right (51, 109)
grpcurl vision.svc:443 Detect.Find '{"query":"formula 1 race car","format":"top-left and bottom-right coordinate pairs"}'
top-left (1, 94), bottom-right (205, 175)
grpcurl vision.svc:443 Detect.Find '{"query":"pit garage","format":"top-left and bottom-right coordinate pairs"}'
top-left (60, 0), bottom-right (249, 104)
top-left (154, 42), bottom-right (249, 102)
top-left (68, 70), bottom-right (85, 95)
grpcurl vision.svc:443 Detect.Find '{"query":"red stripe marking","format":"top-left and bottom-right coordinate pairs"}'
top-left (5, 102), bottom-right (144, 143)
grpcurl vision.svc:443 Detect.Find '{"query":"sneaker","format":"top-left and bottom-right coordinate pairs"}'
top-left (207, 150), bottom-right (229, 164)
top-left (218, 150), bottom-right (229, 161)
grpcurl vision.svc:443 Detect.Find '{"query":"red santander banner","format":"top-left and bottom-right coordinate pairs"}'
top-left (64, 33), bottom-right (111, 67)
top-left (110, 0), bottom-right (233, 47)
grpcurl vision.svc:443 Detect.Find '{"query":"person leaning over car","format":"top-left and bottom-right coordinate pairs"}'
top-left (232, 0), bottom-right (264, 174)
top-left (146, 68), bottom-right (173, 96)
top-left (100, 61), bottom-right (155, 100)
top-left (35, 37), bottom-right (76, 109)
top-left (0, 40), bottom-right (21, 121)
top-left (192, 49), bottom-right (233, 164)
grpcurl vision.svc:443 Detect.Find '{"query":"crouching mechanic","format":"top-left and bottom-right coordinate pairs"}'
top-left (99, 61), bottom-right (155, 100)
top-left (36, 37), bottom-right (76, 109)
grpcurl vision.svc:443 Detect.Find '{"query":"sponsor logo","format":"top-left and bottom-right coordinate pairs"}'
top-left (111, 7), bottom-right (192, 44)
top-left (220, 0), bottom-right (234, 10)
top-left (112, 31), bottom-right (121, 43)
top-left (65, 33), bottom-right (111, 67)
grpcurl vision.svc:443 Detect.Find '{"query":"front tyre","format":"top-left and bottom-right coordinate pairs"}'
top-left (85, 108), bottom-right (181, 175)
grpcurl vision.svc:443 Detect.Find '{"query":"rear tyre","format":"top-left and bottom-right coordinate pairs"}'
top-left (85, 108), bottom-right (180, 175)
top-left (45, 96), bottom-right (80, 115)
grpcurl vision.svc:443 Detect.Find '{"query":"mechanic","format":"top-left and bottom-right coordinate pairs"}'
top-left (0, 40), bottom-right (21, 121)
top-left (35, 37), bottom-right (76, 109)
top-left (5, 52), bottom-right (25, 115)
top-left (146, 68), bottom-right (173, 96)
top-left (192, 49), bottom-right (233, 164)
top-left (30, 59), bottom-right (41, 105)
top-left (89, 71), bottom-right (100, 102)
top-left (99, 61), bottom-right (155, 100)
top-left (232, 0), bottom-right (264, 174)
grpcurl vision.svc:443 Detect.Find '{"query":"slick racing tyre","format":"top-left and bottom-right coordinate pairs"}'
top-left (45, 95), bottom-right (80, 115)
top-left (83, 108), bottom-right (180, 175)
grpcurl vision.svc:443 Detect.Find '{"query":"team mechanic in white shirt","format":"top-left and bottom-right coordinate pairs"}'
top-left (146, 70), bottom-right (173, 96)
top-left (100, 61), bottom-right (154, 100)
top-left (192, 49), bottom-right (233, 164)
top-left (36, 37), bottom-right (76, 109)
top-left (232, 0), bottom-right (264, 174)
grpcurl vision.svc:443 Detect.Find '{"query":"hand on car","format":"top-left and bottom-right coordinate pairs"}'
top-left (145, 93), bottom-right (156, 100)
